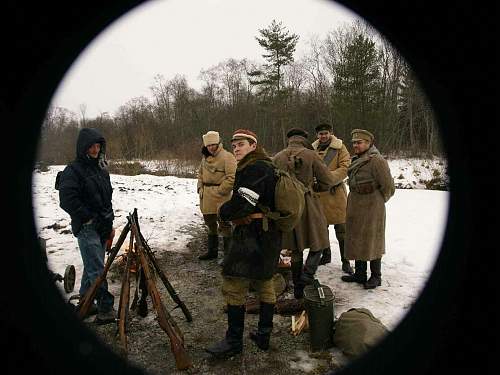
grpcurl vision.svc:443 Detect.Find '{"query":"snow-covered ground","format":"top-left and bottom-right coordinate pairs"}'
top-left (32, 159), bottom-right (448, 333)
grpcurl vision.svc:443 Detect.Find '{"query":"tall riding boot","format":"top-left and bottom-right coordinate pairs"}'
top-left (291, 260), bottom-right (305, 299)
top-left (318, 247), bottom-right (332, 266)
top-left (339, 240), bottom-right (354, 274)
top-left (249, 302), bottom-right (274, 350)
top-left (205, 304), bottom-right (245, 358)
top-left (198, 234), bottom-right (219, 260)
top-left (218, 236), bottom-right (231, 266)
top-left (301, 251), bottom-right (323, 285)
top-left (364, 259), bottom-right (382, 289)
top-left (341, 260), bottom-right (367, 283)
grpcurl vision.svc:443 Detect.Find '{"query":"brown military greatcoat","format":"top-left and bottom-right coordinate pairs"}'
top-left (273, 136), bottom-right (336, 255)
top-left (312, 135), bottom-right (350, 225)
top-left (344, 146), bottom-right (395, 261)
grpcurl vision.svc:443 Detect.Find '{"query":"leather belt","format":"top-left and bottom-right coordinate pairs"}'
top-left (231, 212), bottom-right (265, 227)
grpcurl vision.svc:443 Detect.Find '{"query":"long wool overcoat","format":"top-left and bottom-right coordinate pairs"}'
top-left (197, 144), bottom-right (237, 215)
top-left (273, 136), bottom-right (336, 255)
top-left (312, 135), bottom-right (351, 225)
top-left (344, 146), bottom-right (395, 261)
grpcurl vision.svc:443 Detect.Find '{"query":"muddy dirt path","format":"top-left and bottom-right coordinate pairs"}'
top-left (85, 224), bottom-right (348, 374)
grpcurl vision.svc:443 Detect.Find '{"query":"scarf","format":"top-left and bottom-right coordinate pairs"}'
top-left (347, 145), bottom-right (381, 181)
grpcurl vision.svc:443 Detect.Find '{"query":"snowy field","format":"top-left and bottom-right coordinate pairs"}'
top-left (32, 159), bottom-right (449, 332)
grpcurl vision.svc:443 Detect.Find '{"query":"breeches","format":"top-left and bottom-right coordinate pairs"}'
top-left (222, 276), bottom-right (276, 305)
top-left (203, 214), bottom-right (231, 237)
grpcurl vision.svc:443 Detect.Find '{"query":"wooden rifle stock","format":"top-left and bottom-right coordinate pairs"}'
top-left (131, 218), bottom-right (192, 370)
top-left (117, 228), bottom-right (134, 353)
top-left (133, 216), bottom-right (192, 322)
top-left (77, 220), bottom-right (131, 319)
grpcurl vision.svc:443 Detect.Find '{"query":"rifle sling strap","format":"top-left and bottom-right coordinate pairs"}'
top-left (322, 147), bottom-right (338, 167)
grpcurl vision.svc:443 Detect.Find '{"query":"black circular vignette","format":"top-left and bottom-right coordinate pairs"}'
top-left (1, 1), bottom-right (492, 374)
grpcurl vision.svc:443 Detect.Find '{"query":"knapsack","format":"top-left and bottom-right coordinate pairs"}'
top-left (332, 308), bottom-right (389, 358)
top-left (258, 156), bottom-right (308, 232)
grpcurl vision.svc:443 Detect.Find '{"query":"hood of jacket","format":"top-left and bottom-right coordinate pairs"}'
top-left (76, 128), bottom-right (106, 161)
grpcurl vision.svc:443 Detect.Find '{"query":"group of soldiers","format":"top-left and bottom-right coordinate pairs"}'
top-left (56, 123), bottom-right (395, 359)
top-left (198, 125), bottom-right (395, 358)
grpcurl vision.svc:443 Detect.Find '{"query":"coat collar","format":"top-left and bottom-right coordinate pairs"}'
top-left (312, 135), bottom-right (343, 150)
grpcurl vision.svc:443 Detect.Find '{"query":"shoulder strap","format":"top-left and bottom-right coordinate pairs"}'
top-left (323, 147), bottom-right (338, 167)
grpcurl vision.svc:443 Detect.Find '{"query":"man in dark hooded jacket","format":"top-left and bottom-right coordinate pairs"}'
top-left (57, 128), bottom-right (115, 324)
top-left (205, 129), bottom-right (282, 358)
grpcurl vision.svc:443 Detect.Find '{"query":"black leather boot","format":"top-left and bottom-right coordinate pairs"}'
top-left (318, 247), bottom-right (331, 266)
top-left (291, 260), bottom-right (305, 299)
top-left (364, 259), bottom-right (382, 289)
top-left (339, 240), bottom-right (354, 274)
top-left (205, 304), bottom-right (245, 358)
top-left (341, 260), bottom-right (367, 283)
top-left (249, 302), bottom-right (274, 350)
top-left (198, 234), bottom-right (218, 260)
top-left (301, 251), bottom-right (323, 285)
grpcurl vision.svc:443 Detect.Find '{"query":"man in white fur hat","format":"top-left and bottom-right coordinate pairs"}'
top-left (197, 130), bottom-right (237, 263)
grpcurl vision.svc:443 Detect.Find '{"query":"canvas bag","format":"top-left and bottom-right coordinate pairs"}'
top-left (332, 308), bottom-right (389, 358)
top-left (258, 158), bottom-right (307, 232)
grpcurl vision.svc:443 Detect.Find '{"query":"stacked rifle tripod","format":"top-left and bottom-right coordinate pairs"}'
top-left (76, 208), bottom-right (193, 370)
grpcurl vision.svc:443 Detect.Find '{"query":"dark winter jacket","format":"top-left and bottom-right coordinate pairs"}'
top-left (220, 147), bottom-right (282, 280)
top-left (58, 128), bottom-right (114, 239)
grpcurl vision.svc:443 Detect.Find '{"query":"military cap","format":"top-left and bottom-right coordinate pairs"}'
top-left (351, 129), bottom-right (374, 142)
top-left (286, 127), bottom-right (309, 139)
top-left (315, 123), bottom-right (333, 133)
top-left (232, 129), bottom-right (258, 144)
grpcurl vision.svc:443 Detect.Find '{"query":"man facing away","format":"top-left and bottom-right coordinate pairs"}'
top-left (273, 128), bottom-right (337, 299)
top-left (311, 123), bottom-right (354, 274)
top-left (57, 127), bottom-right (116, 324)
top-left (197, 130), bottom-right (237, 264)
top-left (205, 129), bottom-right (282, 358)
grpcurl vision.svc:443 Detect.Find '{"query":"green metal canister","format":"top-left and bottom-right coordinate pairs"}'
top-left (303, 280), bottom-right (335, 351)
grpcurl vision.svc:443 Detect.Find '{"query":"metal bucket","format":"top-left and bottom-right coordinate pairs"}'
top-left (304, 280), bottom-right (334, 351)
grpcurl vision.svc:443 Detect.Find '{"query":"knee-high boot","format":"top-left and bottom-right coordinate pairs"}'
top-left (291, 259), bottom-right (305, 299)
top-left (318, 247), bottom-right (331, 266)
top-left (364, 259), bottom-right (382, 289)
top-left (198, 234), bottom-right (219, 260)
top-left (205, 304), bottom-right (245, 358)
top-left (249, 302), bottom-right (274, 350)
top-left (338, 239), bottom-right (354, 274)
top-left (341, 260), bottom-right (367, 283)
top-left (301, 251), bottom-right (323, 285)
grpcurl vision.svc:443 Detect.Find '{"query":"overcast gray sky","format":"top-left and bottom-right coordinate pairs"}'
top-left (50, 0), bottom-right (360, 118)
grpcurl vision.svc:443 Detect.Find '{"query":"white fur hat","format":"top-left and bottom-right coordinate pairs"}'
top-left (202, 131), bottom-right (220, 146)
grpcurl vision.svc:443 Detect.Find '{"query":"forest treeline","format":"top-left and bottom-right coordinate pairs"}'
top-left (38, 20), bottom-right (442, 165)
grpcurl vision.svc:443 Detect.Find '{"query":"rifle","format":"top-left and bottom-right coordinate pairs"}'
top-left (132, 209), bottom-right (192, 322)
top-left (116, 224), bottom-right (134, 354)
top-left (130, 215), bottom-right (192, 370)
top-left (77, 220), bottom-right (131, 319)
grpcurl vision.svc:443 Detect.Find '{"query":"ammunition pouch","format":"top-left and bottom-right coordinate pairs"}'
top-left (354, 181), bottom-right (375, 194)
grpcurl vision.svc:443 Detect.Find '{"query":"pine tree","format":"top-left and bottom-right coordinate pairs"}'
top-left (249, 19), bottom-right (299, 98)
